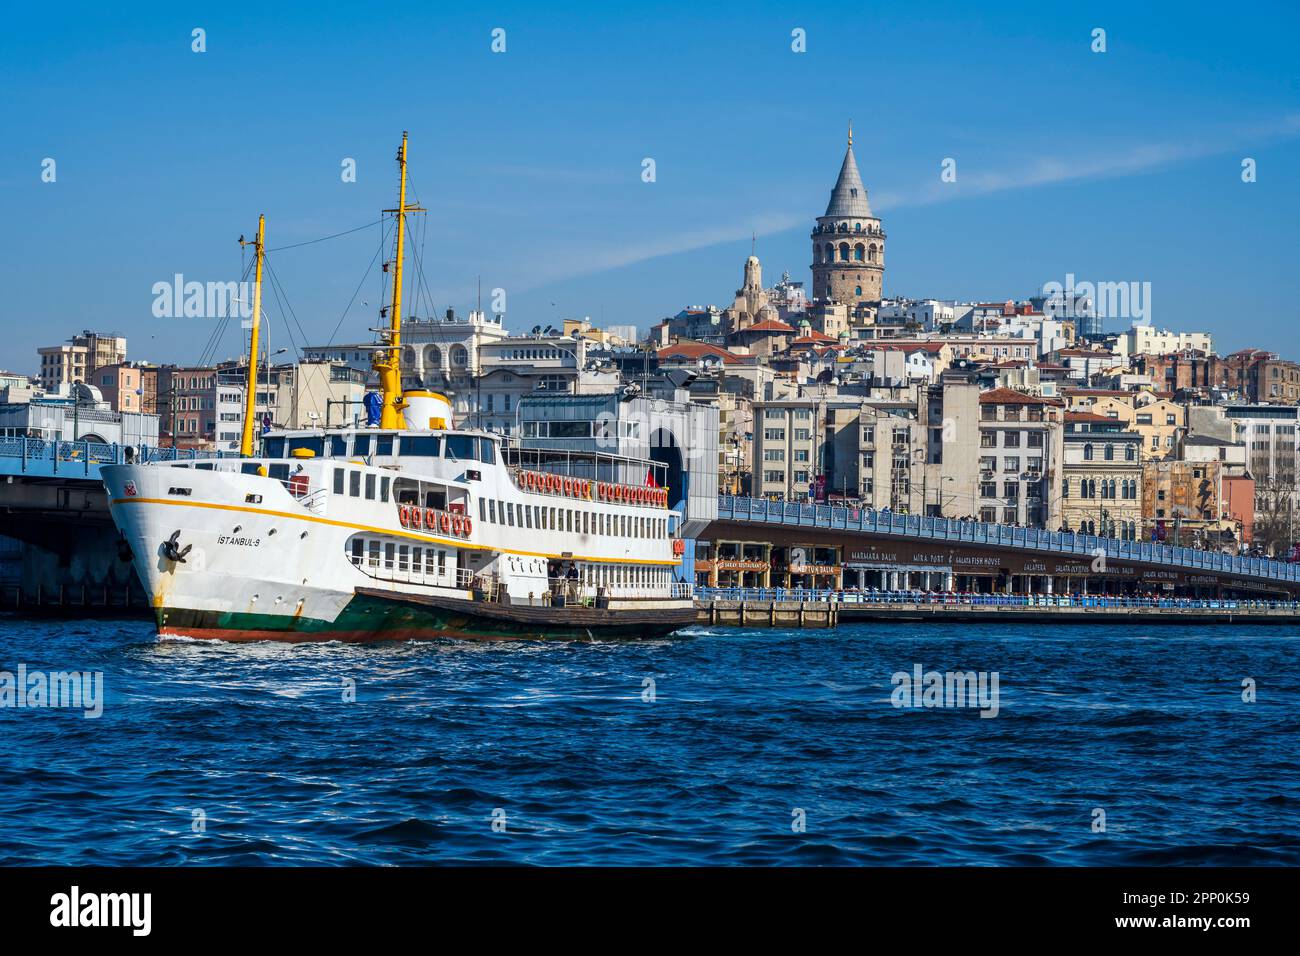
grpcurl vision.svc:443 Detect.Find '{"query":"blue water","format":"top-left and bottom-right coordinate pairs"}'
top-left (1, 617), bottom-right (1297, 865)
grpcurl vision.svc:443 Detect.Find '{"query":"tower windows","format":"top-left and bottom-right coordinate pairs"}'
top-left (853, 243), bottom-right (865, 261)
top-left (868, 244), bottom-right (878, 263)
top-left (838, 242), bottom-right (850, 262)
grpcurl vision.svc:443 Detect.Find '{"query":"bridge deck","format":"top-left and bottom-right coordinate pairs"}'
top-left (716, 496), bottom-right (1300, 587)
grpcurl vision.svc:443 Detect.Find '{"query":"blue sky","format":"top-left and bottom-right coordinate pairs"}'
top-left (1, 0), bottom-right (1297, 374)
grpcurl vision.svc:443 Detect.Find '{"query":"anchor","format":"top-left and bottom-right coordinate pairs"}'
top-left (162, 530), bottom-right (192, 564)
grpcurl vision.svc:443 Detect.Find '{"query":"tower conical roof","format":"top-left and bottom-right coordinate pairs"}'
top-left (824, 139), bottom-right (871, 219)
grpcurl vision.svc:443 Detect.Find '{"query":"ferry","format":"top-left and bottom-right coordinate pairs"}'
top-left (100, 133), bottom-right (695, 642)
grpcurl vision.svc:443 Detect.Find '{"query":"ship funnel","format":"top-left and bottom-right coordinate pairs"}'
top-left (402, 390), bottom-right (453, 430)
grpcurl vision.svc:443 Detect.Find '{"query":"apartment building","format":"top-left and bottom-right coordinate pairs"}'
top-left (1060, 412), bottom-right (1143, 539)
top-left (975, 388), bottom-right (1064, 527)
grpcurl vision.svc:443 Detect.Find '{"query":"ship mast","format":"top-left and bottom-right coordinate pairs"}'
top-left (238, 214), bottom-right (266, 457)
top-left (374, 131), bottom-right (424, 430)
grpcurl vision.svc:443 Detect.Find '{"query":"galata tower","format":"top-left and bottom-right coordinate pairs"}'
top-left (810, 123), bottom-right (885, 306)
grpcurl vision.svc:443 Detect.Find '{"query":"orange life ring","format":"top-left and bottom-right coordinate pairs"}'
top-left (452, 514), bottom-right (465, 536)
top-left (583, 480), bottom-right (592, 498)
top-left (424, 508), bottom-right (436, 529)
top-left (399, 504), bottom-right (411, 527)
top-left (672, 539), bottom-right (685, 555)
top-left (563, 477), bottom-right (573, 496)
top-left (463, 517), bottom-right (472, 537)
top-left (525, 472), bottom-right (534, 490)
top-left (597, 483), bottom-right (606, 500)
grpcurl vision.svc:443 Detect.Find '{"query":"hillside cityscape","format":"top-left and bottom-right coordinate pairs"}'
top-left (5, 132), bottom-right (1298, 579)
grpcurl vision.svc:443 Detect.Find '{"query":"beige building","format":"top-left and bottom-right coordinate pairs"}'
top-left (38, 330), bottom-right (126, 390)
top-left (38, 343), bottom-right (89, 391)
top-left (270, 361), bottom-right (368, 429)
top-left (1062, 389), bottom-right (1184, 459)
top-left (1060, 412), bottom-right (1143, 539)
top-left (1120, 327), bottom-right (1213, 358)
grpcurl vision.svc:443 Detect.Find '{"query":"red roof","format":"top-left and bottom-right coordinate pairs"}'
top-left (791, 331), bottom-right (836, 344)
top-left (656, 341), bottom-right (744, 365)
top-left (979, 387), bottom-right (1064, 406)
top-left (1066, 411), bottom-right (1119, 423)
top-left (746, 319), bottom-right (796, 333)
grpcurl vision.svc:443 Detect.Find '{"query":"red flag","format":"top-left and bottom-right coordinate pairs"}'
top-left (645, 468), bottom-right (658, 487)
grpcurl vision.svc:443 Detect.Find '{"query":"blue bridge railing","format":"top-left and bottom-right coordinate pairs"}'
top-left (0, 438), bottom-right (238, 478)
top-left (716, 495), bottom-right (1300, 585)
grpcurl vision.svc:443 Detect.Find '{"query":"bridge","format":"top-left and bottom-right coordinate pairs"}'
top-left (1, 442), bottom-right (1296, 604)
top-left (703, 496), bottom-right (1300, 599)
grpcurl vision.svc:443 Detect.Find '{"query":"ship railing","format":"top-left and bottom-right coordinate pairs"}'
top-left (161, 458), bottom-right (329, 515)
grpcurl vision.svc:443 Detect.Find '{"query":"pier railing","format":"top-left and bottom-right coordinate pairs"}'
top-left (717, 495), bottom-right (1300, 584)
top-left (696, 587), bottom-right (1300, 611)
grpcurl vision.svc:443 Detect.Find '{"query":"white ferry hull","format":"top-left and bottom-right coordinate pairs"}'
top-left (102, 463), bottom-right (695, 642)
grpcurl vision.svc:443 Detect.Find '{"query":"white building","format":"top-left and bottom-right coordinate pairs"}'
top-left (1118, 327), bottom-right (1214, 359)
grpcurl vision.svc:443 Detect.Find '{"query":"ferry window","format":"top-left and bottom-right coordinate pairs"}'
top-left (329, 436), bottom-right (348, 457)
top-left (365, 474), bottom-right (376, 500)
top-left (489, 500), bottom-right (497, 524)
top-left (264, 437), bottom-right (286, 457)
top-left (525, 507), bottom-right (533, 529)
top-left (404, 436), bottom-right (441, 457)
top-left (445, 435), bottom-right (476, 461)
top-left (425, 550), bottom-right (436, 575)
top-left (507, 503), bottom-right (515, 526)
top-left (411, 547), bottom-right (422, 572)
top-left (350, 539), bottom-right (363, 565)
top-left (437, 550), bottom-right (446, 574)
top-left (368, 540), bottom-right (380, 568)
top-left (354, 435), bottom-right (371, 456)
top-left (384, 543), bottom-right (395, 569)
top-left (333, 468), bottom-right (346, 494)
top-left (479, 498), bottom-right (486, 522)
top-left (478, 438), bottom-right (495, 464)
top-left (549, 507), bottom-right (557, 529)
top-left (380, 477), bottom-right (390, 503)
top-left (398, 545), bottom-right (409, 572)
top-left (582, 512), bottom-right (589, 534)
top-left (376, 436), bottom-right (394, 456)
top-left (349, 471), bottom-right (361, 496)
top-left (290, 438), bottom-right (324, 456)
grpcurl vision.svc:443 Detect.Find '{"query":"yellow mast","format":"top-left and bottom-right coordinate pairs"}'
top-left (374, 131), bottom-right (423, 430)
top-left (238, 214), bottom-right (265, 457)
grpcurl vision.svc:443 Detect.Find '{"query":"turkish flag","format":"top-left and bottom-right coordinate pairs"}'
top-left (645, 468), bottom-right (658, 487)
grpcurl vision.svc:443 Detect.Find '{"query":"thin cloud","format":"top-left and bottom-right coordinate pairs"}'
top-left (505, 113), bottom-right (1300, 291)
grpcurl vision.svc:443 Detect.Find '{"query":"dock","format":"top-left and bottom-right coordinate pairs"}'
top-left (693, 590), bottom-right (1300, 628)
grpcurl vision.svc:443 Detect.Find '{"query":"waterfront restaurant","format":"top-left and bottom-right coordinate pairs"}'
top-left (770, 545), bottom-right (841, 590)
top-left (694, 540), bottom-right (771, 588)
